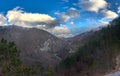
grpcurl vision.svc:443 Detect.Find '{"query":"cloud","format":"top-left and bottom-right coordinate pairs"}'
top-left (0, 14), bottom-right (7, 26)
top-left (3, 7), bottom-right (74, 38)
top-left (48, 26), bottom-right (71, 38)
top-left (99, 18), bottom-right (110, 24)
top-left (117, 6), bottom-right (120, 13)
top-left (55, 8), bottom-right (80, 23)
top-left (51, 26), bottom-right (70, 35)
top-left (6, 7), bottom-right (59, 28)
top-left (100, 10), bottom-right (118, 25)
top-left (70, 21), bottom-right (76, 27)
top-left (102, 10), bottom-right (118, 19)
top-left (5, 7), bottom-right (74, 37)
top-left (79, 0), bottom-right (107, 12)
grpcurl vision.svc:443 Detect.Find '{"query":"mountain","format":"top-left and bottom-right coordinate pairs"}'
top-left (66, 31), bottom-right (95, 54)
top-left (57, 17), bottom-right (120, 76)
top-left (0, 26), bottom-right (68, 67)
top-left (0, 17), bottom-right (120, 76)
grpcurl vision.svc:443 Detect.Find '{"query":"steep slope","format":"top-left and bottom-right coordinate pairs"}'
top-left (57, 17), bottom-right (120, 76)
top-left (66, 31), bottom-right (95, 54)
top-left (0, 26), bottom-right (67, 67)
top-left (0, 39), bottom-right (45, 76)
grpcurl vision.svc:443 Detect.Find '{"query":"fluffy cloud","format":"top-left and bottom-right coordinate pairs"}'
top-left (6, 8), bottom-right (59, 28)
top-left (100, 10), bottom-right (118, 25)
top-left (102, 10), bottom-right (118, 19)
top-left (79, 0), bottom-right (107, 12)
top-left (0, 14), bottom-right (7, 26)
top-left (52, 26), bottom-right (70, 34)
top-left (0, 7), bottom-right (79, 38)
top-left (55, 8), bottom-right (80, 23)
top-left (0, 7), bottom-right (73, 38)
top-left (49, 26), bottom-right (71, 38)
top-left (117, 6), bottom-right (120, 13)
top-left (5, 7), bottom-right (73, 37)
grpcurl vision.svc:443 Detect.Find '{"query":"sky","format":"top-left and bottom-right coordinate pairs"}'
top-left (0, 0), bottom-right (120, 38)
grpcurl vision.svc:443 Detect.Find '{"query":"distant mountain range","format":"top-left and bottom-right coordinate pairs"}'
top-left (0, 17), bottom-right (120, 76)
top-left (0, 25), bottom-right (96, 68)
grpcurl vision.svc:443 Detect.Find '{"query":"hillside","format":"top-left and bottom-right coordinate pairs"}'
top-left (0, 26), bottom-right (68, 67)
top-left (0, 17), bottom-right (120, 76)
top-left (66, 31), bottom-right (95, 54)
top-left (0, 39), bottom-right (57, 76)
top-left (57, 17), bottom-right (120, 76)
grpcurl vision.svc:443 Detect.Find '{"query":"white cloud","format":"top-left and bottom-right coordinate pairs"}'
top-left (102, 10), bottom-right (118, 19)
top-left (100, 10), bottom-right (118, 25)
top-left (5, 7), bottom-right (74, 38)
top-left (60, 14), bottom-right (71, 23)
top-left (117, 6), bottom-right (120, 13)
top-left (66, 8), bottom-right (80, 18)
top-left (6, 7), bottom-right (59, 28)
top-left (56, 8), bottom-right (80, 23)
top-left (99, 18), bottom-right (110, 24)
top-left (0, 14), bottom-right (7, 26)
top-left (70, 21), bottom-right (75, 26)
top-left (49, 26), bottom-right (71, 38)
top-left (2, 7), bottom-right (74, 38)
top-left (79, 0), bottom-right (107, 12)
top-left (7, 10), bottom-right (54, 22)
top-left (51, 26), bottom-right (70, 34)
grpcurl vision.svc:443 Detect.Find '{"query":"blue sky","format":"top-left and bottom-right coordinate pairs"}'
top-left (0, 0), bottom-right (120, 37)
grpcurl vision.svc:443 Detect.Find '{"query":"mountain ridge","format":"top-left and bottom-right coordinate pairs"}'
top-left (0, 25), bottom-right (68, 67)
top-left (57, 17), bottom-right (120, 76)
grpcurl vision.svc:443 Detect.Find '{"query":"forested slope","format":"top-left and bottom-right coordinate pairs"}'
top-left (58, 17), bottom-right (120, 76)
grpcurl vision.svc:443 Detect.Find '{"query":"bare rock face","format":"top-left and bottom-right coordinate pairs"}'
top-left (0, 26), bottom-right (67, 67)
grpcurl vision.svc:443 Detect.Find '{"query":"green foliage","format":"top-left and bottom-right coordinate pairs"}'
top-left (0, 39), bottom-right (44, 76)
top-left (11, 57), bottom-right (21, 67)
top-left (60, 17), bottom-right (120, 74)
top-left (45, 65), bottom-right (55, 76)
top-left (60, 55), bottom-right (76, 68)
top-left (21, 67), bottom-right (31, 76)
top-left (31, 65), bottom-right (44, 74)
top-left (2, 65), bottom-right (10, 73)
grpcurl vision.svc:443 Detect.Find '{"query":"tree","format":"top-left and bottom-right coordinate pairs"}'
top-left (46, 65), bottom-right (55, 76)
